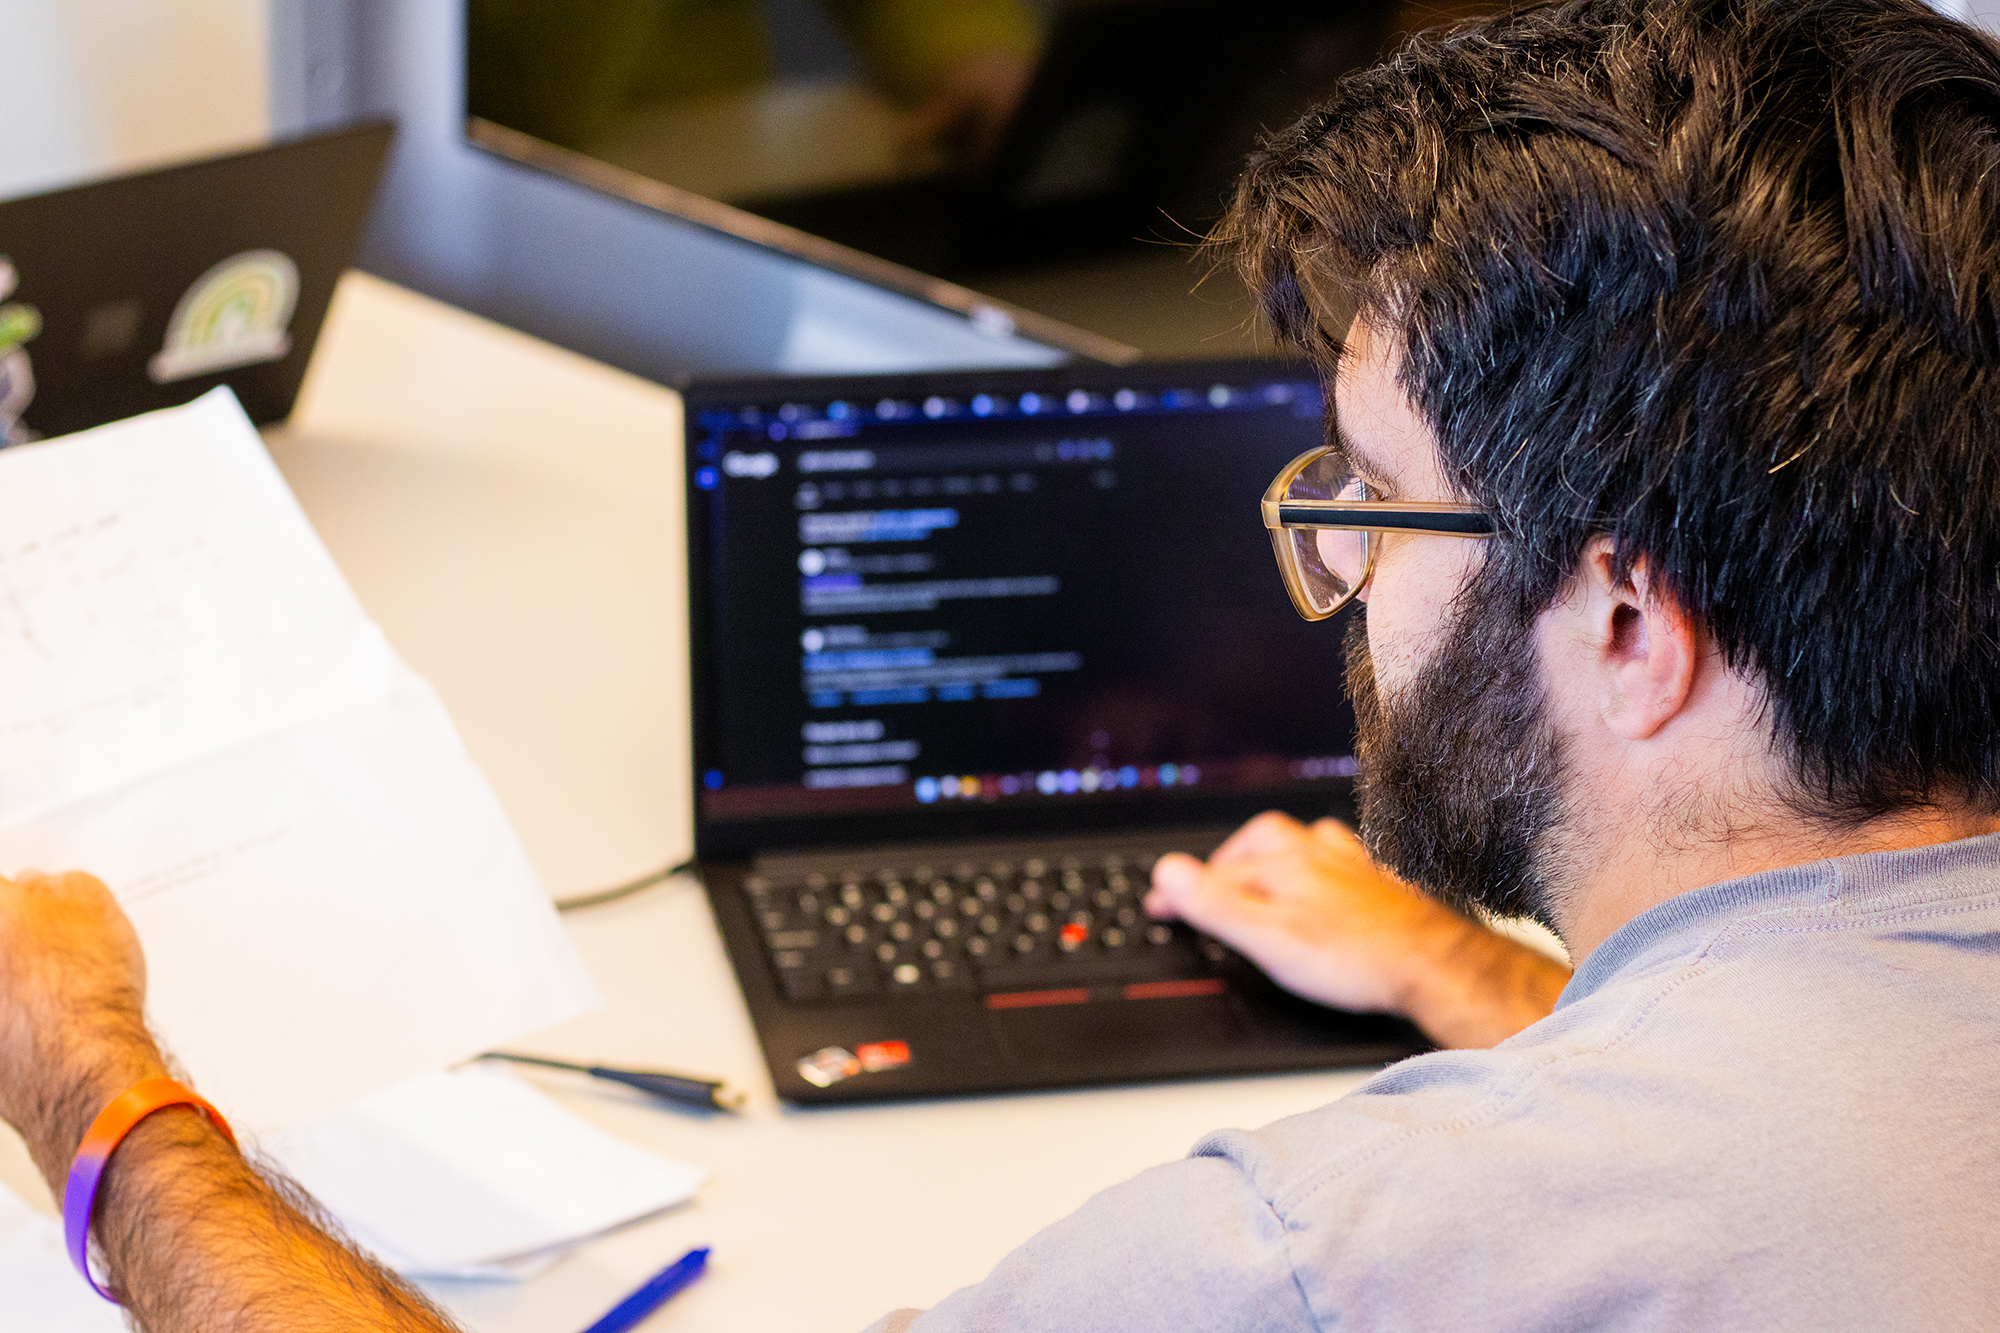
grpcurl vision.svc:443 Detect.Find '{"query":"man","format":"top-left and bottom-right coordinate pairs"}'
top-left (3, 0), bottom-right (1998, 1326)
top-left (867, 0), bottom-right (2000, 1325)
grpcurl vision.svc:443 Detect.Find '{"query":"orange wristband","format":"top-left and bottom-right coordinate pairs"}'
top-left (63, 1076), bottom-right (235, 1302)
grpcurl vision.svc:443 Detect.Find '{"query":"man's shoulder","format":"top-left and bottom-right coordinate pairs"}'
top-left (1188, 845), bottom-right (2000, 1325)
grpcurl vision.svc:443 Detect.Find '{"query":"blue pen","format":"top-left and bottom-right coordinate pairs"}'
top-left (579, 1246), bottom-right (710, 1333)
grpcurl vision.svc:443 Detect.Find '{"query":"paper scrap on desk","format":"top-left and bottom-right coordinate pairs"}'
top-left (264, 1063), bottom-right (707, 1280)
top-left (0, 1184), bottom-right (125, 1331)
top-left (0, 389), bottom-right (601, 1132)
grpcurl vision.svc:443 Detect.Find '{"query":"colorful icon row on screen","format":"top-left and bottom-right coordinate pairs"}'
top-left (915, 764), bottom-right (1200, 804)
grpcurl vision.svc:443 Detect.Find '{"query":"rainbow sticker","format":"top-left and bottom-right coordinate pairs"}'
top-left (147, 249), bottom-right (299, 384)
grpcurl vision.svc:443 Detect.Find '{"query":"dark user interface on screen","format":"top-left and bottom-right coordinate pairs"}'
top-left (692, 374), bottom-right (1359, 823)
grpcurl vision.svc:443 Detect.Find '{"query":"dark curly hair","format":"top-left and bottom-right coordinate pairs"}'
top-left (1219, 0), bottom-right (2000, 822)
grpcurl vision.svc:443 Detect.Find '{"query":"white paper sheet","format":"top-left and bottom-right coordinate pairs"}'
top-left (0, 1185), bottom-right (125, 1332)
top-left (0, 390), bottom-right (600, 1132)
top-left (264, 1064), bottom-right (706, 1280)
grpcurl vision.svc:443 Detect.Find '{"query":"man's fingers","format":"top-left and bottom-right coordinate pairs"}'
top-left (1208, 810), bottom-right (1308, 868)
top-left (1144, 852), bottom-right (1205, 918)
top-left (1310, 818), bottom-right (1361, 848)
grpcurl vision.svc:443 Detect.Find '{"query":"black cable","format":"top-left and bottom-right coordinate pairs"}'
top-left (552, 857), bottom-right (696, 912)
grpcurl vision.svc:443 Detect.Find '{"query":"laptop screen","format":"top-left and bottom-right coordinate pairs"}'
top-left (685, 359), bottom-right (1360, 854)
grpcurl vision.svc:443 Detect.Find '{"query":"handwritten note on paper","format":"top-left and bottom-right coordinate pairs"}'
top-left (0, 389), bottom-right (600, 1132)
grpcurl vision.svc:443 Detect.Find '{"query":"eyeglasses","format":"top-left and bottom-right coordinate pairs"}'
top-left (1261, 444), bottom-right (1496, 620)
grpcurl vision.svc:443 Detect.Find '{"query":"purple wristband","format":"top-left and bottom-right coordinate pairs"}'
top-left (62, 1077), bottom-right (235, 1301)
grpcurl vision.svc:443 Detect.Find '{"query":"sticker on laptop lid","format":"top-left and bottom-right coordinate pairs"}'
top-left (0, 257), bottom-right (42, 448)
top-left (148, 248), bottom-right (298, 384)
top-left (797, 1045), bottom-right (861, 1088)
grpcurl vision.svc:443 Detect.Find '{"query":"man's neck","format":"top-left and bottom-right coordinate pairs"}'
top-left (1555, 799), bottom-right (2000, 962)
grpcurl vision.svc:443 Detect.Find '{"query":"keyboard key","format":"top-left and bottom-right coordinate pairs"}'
top-left (826, 964), bottom-right (876, 995)
top-left (890, 962), bottom-right (923, 988)
top-left (767, 929), bottom-right (819, 951)
top-left (777, 967), bottom-right (822, 1001)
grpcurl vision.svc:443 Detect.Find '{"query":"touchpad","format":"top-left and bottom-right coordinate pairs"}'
top-left (988, 995), bottom-right (1248, 1076)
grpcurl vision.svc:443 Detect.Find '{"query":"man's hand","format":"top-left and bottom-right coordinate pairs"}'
top-left (0, 871), bottom-right (170, 1176)
top-left (1146, 813), bottom-right (1571, 1049)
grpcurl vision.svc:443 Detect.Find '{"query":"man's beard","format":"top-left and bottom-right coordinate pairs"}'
top-left (1344, 589), bottom-right (1572, 930)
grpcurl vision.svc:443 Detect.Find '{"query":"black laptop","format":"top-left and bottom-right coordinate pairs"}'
top-left (684, 358), bottom-right (1428, 1103)
top-left (0, 120), bottom-right (393, 446)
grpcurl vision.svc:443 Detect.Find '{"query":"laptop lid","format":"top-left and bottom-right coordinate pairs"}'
top-left (685, 358), bottom-right (1360, 860)
top-left (0, 120), bottom-right (394, 444)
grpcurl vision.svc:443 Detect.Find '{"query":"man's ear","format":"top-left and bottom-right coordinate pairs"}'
top-left (1577, 537), bottom-right (1701, 742)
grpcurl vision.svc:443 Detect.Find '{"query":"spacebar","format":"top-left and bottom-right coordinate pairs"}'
top-left (977, 951), bottom-right (1204, 993)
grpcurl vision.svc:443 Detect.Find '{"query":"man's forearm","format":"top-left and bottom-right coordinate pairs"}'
top-left (83, 1109), bottom-right (461, 1333)
top-left (0, 872), bottom-right (454, 1329)
top-left (22, 1073), bottom-right (459, 1333)
top-left (1398, 912), bottom-right (1571, 1049)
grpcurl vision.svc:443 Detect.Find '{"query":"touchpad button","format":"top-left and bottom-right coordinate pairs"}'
top-left (987, 995), bottom-right (1248, 1075)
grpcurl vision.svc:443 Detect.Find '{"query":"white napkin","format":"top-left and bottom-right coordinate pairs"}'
top-left (0, 1183), bottom-right (126, 1332)
top-left (263, 1063), bottom-right (707, 1280)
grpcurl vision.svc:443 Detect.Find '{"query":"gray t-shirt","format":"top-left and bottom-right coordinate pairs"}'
top-left (867, 835), bottom-right (2000, 1330)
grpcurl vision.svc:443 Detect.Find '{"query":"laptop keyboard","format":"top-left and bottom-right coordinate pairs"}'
top-left (745, 852), bottom-right (1232, 1002)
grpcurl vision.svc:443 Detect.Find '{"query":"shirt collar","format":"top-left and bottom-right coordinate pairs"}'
top-left (1556, 830), bottom-right (2000, 1009)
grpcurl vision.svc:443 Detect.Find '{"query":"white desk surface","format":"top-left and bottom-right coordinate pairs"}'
top-left (14, 272), bottom-right (1380, 1333)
